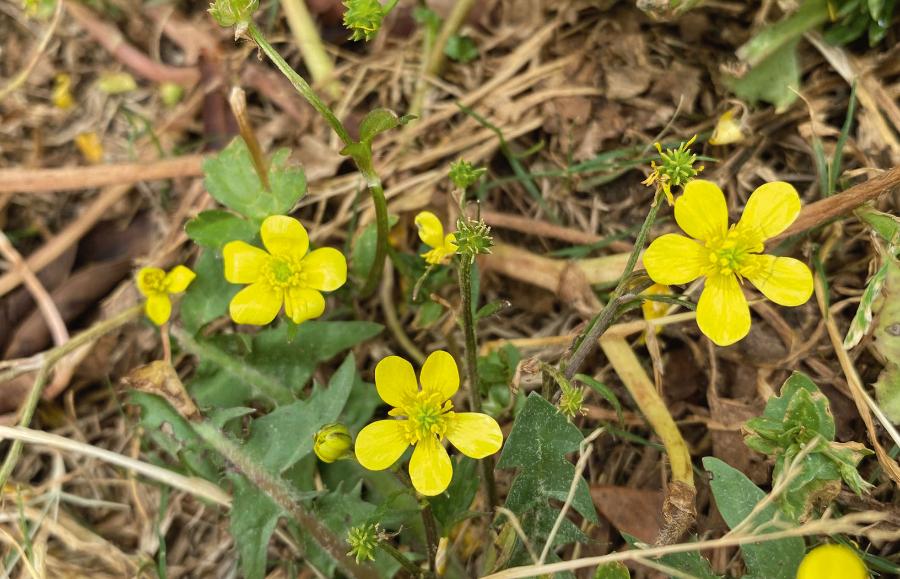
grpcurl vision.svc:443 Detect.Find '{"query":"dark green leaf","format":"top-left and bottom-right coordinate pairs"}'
top-left (185, 210), bottom-right (257, 249)
top-left (728, 39), bottom-right (801, 111)
top-left (429, 456), bottom-right (480, 531)
top-left (703, 457), bottom-right (804, 579)
top-left (244, 354), bottom-right (357, 473)
top-left (358, 108), bottom-right (413, 142)
top-left (444, 35), bottom-right (478, 63)
top-left (180, 249), bottom-right (238, 334)
top-left (229, 474), bottom-right (282, 579)
top-left (496, 393), bottom-right (598, 566)
top-left (203, 138), bottom-right (306, 220)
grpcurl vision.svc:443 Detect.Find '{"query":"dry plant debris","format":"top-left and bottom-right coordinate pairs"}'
top-left (0, 0), bottom-right (899, 578)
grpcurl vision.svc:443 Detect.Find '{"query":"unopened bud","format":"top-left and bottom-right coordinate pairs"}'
top-left (314, 423), bottom-right (353, 463)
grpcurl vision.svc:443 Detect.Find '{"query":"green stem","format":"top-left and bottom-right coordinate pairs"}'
top-left (457, 255), bottom-right (498, 510)
top-left (0, 305), bottom-right (143, 488)
top-left (247, 23), bottom-right (389, 295)
top-left (171, 326), bottom-right (293, 406)
top-left (193, 422), bottom-right (378, 579)
top-left (247, 23), bottom-right (351, 145)
top-left (377, 539), bottom-right (424, 578)
top-left (421, 502), bottom-right (439, 574)
top-left (563, 193), bottom-right (662, 381)
top-left (360, 174), bottom-right (389, 298)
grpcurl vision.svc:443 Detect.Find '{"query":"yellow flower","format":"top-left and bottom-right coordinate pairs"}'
top-left (223, 215), bottom-right (347, 326)
top-left (52, 74), bottom-right (74, 110)
top-left (709, 108), bottom-right (745, 146)
top-left (415, 211), bottom-right (457, 265)
top-left (641, 283), bottom-right (672, 323)
top-left (136, 265), bottom-right (196, 326)
top-left (75, 132), bottom-right (103, 164)
top-left (643, 180), bottom-right (813, 346)
top-left (355, 351), bottom-right (503, 496)
top-left (313, 423), bottom-right (353, 463)
top-left (797, 544), bottom-right (868, 579)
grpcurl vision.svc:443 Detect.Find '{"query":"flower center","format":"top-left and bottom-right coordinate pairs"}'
top-left (263, 257), bottom-right (305, 289)
top-left (704, 227), bottom-right (760, 278)
top-left (141, 270), bottom-right (166, 293)
top-left (404, 391), bottom-right (453, 443)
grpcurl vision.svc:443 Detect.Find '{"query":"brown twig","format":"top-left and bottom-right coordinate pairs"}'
top-left (0, 155), bottom-right (205, 194)
top-left (64, 0), bottom-right (199, 85)
top-left (481, 210), bottom-right (633, 251)
top-left (771, 165), bottom-right (900, 245)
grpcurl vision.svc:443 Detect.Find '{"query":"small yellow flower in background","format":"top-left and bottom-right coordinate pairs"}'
top-left (223, 215), bottom-right (347, 326)
top-left (52, 74), bottom-right (74, 110)
top-left (97, 71), bottom-right (137, 95)
top-left (641, 283), bottom-right (672, 324)
top-left (75, 132), bottom-right (103, 164)
top-left (136, 265), bottom-right (196, 326)
top-left (415, 211), bottom-right (457, 265)
top-left (313, 423), bottom-right (353, 463)
top-left (643, 180), bottom-right (813, 347)
top-left (797, 543), bottom-right (868, 579)
top-left (709, 108), bottom-right (745, 146)
top-left (355, 351), bottom-right (503, 496)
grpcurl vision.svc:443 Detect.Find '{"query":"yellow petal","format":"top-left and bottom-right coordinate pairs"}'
top-left (355, 420), bottom-right (410, 471)
top-left (163, 265), bottom-right (196, 293)
top-left (229, 282), bottom-right (282, 325)
top-left (742, 254), bottom-right (813, 307)
top-left (145, 293), bottom-right (172, 326)
top-left (709, 109), bottom-right (744, 146)
top-left (223, 241), bottom-right (270, 284)
top-left (284, 287), bottom-right (325, 324)
top-left (674, 180), bottom-right (729, 242)
top-left (446, 413), bottom-right (503, 458)
top-left (697, 274), bottom-right (750, 346)
top-left (797, 544), bottom-right (868, 579)
top-left (735, 181), bottom-right (800, 242)
top-left (415, 211), bottom-right (445, 249)
top-left (641, 283), bottom-right (672, 321)
top-left (419, 350), bottom-right (459, 401)
top-left (442, 233), bottom-right (458, 254)
top-left (260, 215), bottom-right (309, 258)
top-left (136, 267), bottom-right (165, 296)
top-left (375, 355), bottom-right (419, 409)
top-left (643, 234), bottom-right (706, 285)
top-left (301, 248), bottom-right (347, 291)
top-left (409, 435), bottom-right (452, 496)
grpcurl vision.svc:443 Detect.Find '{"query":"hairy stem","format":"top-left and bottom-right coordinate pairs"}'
top-left (421, 502), bottom-right (439, 574)
top-left (193, 422), bottom-right (378, 579)
top-left (563, 194), bottom-right (662, 380)
top-left (378, 539), bottom-right (425, 578)
top-left (247, 23), bottom-right (389, 295)
top-left (247, 23), bottom-right (350, 145)
top-left (457, 256), bottom-right (498, 509)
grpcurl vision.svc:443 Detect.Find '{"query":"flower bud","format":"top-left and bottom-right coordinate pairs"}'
top-left (454, 218), bottom-right (493, 259)
top-left (342, 0), bottom-right (385, 42)
top-left (208, 0), bottom-right (258, 29)
top-left (449, 159), bottom-right (486, 190)
top-left (346, 523), bottom-right (378, 563)
top-left (313, 423), bottom-right (353, 463)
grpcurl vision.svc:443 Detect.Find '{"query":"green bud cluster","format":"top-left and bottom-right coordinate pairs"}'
top-left (558, 382), bottom-right (586, 420)
top-left (342, 0), bottom-right (385, 42)
top-left (346, 523), bottom-right (378, 563)
top-left (449, 159), bottom-right (487, 190)
top-left (454, 218), bottom-right (493, 259)
top-left (208, 0), bottom-right (258, 29)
